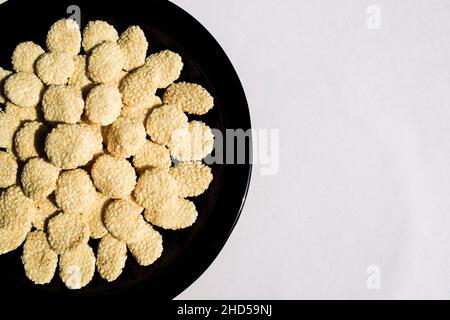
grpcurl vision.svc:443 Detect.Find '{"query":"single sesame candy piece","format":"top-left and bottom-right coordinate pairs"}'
top-left (96, 234), bottom-right (127, 282)
top-left (22, 230), bottom-right (58, 285)
top-left (46, 19), bottom-right (81, 56)
top-left (4, 72), bottom-right (44, 108)
top-left (11, 41), bottom-right (45, 73)
top-left (47, 211), bottom-right (90, 254)
top-left (59, 244), bottom-right (95, 289)
top-left (36, 52), bottom-right (75, 85)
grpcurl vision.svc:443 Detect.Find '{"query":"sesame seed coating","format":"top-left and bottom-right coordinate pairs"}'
top-left (84, 192), bottom-right (109, 239)
top-left (45, 123), bottom-right (101, 169)
top-left (36, 52), bottom-right (76, 85)
top-left (169, 121), bottom-right (214, 161)
top-left (169, 162), bottom-right (213, 197)
top-left (145, 104), bottom-right (188, 146)
top-left (21, 158), bottom-right (60, 200)
top-left (144, 197), bottom-right (198, 230)
top-left (0, 187), bottom-right (34, 254)
top-left (163, 82), bottom-right (214, 115)
top-left (106, 117), bottom-right (146, 158)
top-left (87, 41), bottom-right (124, 84)
top-left (0, 224), bottom-right (31, 255)
top-left (68, 55), bottom-right (94, 94)
top-left (54, 169), bottom-right (96, 215)
top-left (5, 102), bottom-right (40, 122)
top-left (46, 19), bottom-right (81, 56)
top-left (22, 230), bottom-right (58, 285)
top-left (0, 111), bottom-right (20, 151)
top-left (32, 196), bottom-right (59, 230)
top-left (84, 84), bottom-right (122, 125)
top-left (0, 186), bottom-right (35, 229)
top-left (0, 151), bottom-right (18, 189)
top-left (96, 234), bottom-right (127, 282)
top-left (0, 67), bottom-right (12, 104)
top-left (134, 168), bottom-right (179, 211)
top-left (91, 154), bottom-right (136, 199)
top-left (118, 26), bottom-right (148, 71)
top-left (132, 140), bottom-right (171, 173)
top-left (144, 50), bottom-right (183, 88)
top-left (59, 244), bottom-right (95, 289)
top-left (11, 41), bottom-right (45, 73)
top-left (127, 224), bottom-right (163, 266)
top-left (14, 121), bottom-right (49, 161)
top-left (120, 95), bottom-right (162, 125)
top-left (103, 199), bottom-right (147, 243)
top-left (82, 20), bottom-right (119, 53)
top-left (42, 85), bottom-right (84, 124)
top-left (119, 66), bottom-right (158, 106)
top-left (47, 212), bottom-right (90, 254)
top-left (4, 72), bottom-right (44, 108)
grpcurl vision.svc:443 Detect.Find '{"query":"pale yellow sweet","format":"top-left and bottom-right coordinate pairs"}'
top-left (84, 192), bottom-right (109, 239)
top-left (22, 230), bottom-right (58, 285)
top-left (144, 50), bottom-right (183, 88)
top-left (144, 198), bottom-right (197, 230)
top-left (32, 196), bottom-right (59, 230)
top-left (120, 95), bottom-right (162, 125)
top-left (4, 72), bottom-right (44, 108)
top-left (169, 162), bottom-right (213, 197)
top-left (47, 212), bottom-right (90, 254)
top-left (84, 84), bottom-right (122, 125)
top-left (46, 18), bottom-right (81, 56)
top-left (168, 121), bottom-right (214, 161)
top-left (42, 85), bottom-right (84, 124)
top-left (14, 121), bottom-right (49, 161)
top-left (103, 199), bottom-right (147, 243)
top-left (0, 151), bottom-right (18, 188)
top-left (145, 104), bottom-right (188, 146)
top-left (21, 158), bottom-right (60, 201)
top-left (119, 66), bottom-right (158, 106)
top-left (163, 82), bottom-right (214, 115)
top-left (0, 67), bottom-right (12, 104)
top-left (0, 186), bottom-right (35, 229)
top-left (96, 234), bottom-right (127, 282)
top-left (11, 41), bottom-right (45, 73)
top-left (112, 70), bottom-right (129, 86)
top-left (5, 102), bottom-right (40, 122)
top-left (118, 26), bottom-right (148, 71)
top-left (0, 225), bottom-right (31, 255)
top-left (132, 140), bottom-right (171, 173)
top-left (91, 154), bottom-right (136, 199)
top-left (87, 41), bottom-right (124, 84)
top-left (0, 186), bottom-right (34, 254)
top-left (82, 20), bottom-right (119, 53)
top-left (0, 111), bottom-right (20, 151)
top-left (54, 169), bottom-right (96, 214)
top-left (59, 244), bottom-right (95, 289)
top-left (35, 52), bottom-right (75, 85)
top-left (78, 122), bottom-right (104, 154)
top-left (68, 55), bottom-right (94, 93)
top-left (134, 168), bottom-right (179, 211)
top-left (106, 117), bottom-right (146, 158)
top-left (45, 123), bottom-right (101, 169)
top-left (127, 224), bottom-right (163, 266)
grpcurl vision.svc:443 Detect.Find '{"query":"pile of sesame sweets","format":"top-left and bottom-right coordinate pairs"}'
top-left (0, 19), bottom-right (215, 289)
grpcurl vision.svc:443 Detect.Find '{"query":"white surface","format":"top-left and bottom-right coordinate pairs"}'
top-left (173, 0), bottom-right (450, 299)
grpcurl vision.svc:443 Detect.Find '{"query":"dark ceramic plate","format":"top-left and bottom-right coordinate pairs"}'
top-left (0, 0), bottom-right (251, 301)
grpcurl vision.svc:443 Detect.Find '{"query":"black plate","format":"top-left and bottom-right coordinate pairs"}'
top-left (0, 0), bottom-right (251, 301)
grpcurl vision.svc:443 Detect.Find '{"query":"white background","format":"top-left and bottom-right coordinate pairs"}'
top-left (172, 0), bottom-right (450, 299)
